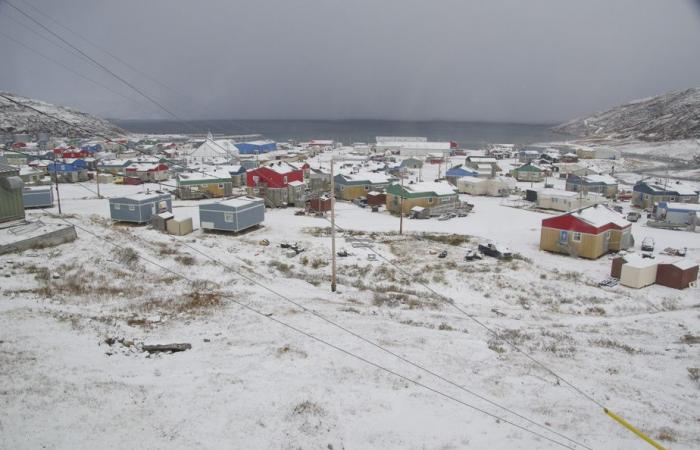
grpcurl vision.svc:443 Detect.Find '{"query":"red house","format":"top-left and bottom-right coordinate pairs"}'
top-left (125, 162), bottom-right (169, 182)
top-left (53, 147), bottom-right (89, 159)
top-left (246, 162), bottom-right (307, 188)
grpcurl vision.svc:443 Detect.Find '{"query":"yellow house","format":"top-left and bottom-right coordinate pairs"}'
top-left (540, 205), bottom-right (633, 259)
top-left (334, 173), bottom-right (391, 201)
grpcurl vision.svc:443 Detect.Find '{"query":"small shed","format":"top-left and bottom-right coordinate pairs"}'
top-left (610, 256), bottom-right (627, 278)
top-left (151, 211), bottom-right (174, 231)
top-left (308, 195), bottom-right (332, 213)
top-left (619, 256), bottom-right (658, 289)
top-left (109, 192), bottom-right (172, 224)
top-left (199, 197), bottom-right (265, 232)
top-left (409, 205), bottom-right (429, 219)
top-left (23, 186), bottom-right (54, 208)
top-left (656, 260), bottom-right (698, 290)
top-left (366, 191), bottom-right (386, 207)
top-left (167, 217), bottom-right (193, 236)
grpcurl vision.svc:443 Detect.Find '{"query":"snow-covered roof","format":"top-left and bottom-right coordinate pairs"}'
top-left (380, 141), bottom-right (451, 150)
top-left (584, 174), bottom-right (617, 185)
top-left (572, 205), bottom-right (630, 228)
top-left (404, 182), bottom-right (456, 196)
top-left (177, 170), bottom-right (231, 181)
top-left (157, 212), bottom-right (174, 220)
top-left (659, 202), bottom-right (700, 212)
top-left (669, 259), bottom-right (698, 270)
top-left (288, 180), bottom-right (305, 187)
top-left (219, 197), bottom-right (261, 208)
top-left (623, 254), bottom-right (658, 269)
top-left (121, 192), bottom-right (169, 201)
top-left (537, 188), bottom-right (580, 198)
top-left (343, 172), bottom-right (391, 184)
top-left (189, 138), bottom-right (238, 158)
top-left (476, 164), bottom-right (493, 170)
top-left (410, 206), bottom-right (425, 212)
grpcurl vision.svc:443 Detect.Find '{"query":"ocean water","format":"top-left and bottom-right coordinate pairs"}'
top-left (112, 119), bottom-right (560, 148)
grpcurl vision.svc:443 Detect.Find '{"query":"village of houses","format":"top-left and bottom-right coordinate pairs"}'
top-left (1, 132), bottom-right (700, 448)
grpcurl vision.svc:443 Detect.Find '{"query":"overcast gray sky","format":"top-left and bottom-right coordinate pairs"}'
top-left (1, 0), bottom-right (700, 123)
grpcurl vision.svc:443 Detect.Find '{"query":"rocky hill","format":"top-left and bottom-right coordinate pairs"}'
top-left (554, 88), bottom-right (700, 141)
top-left (0, 92), bottom-right (125, 138)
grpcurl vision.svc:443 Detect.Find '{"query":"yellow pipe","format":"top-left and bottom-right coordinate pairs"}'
top-left (604, 408), bottom-right (666, 450)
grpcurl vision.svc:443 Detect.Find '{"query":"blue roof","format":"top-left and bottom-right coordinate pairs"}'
top-left (446, 166), bottom-right (478, 177)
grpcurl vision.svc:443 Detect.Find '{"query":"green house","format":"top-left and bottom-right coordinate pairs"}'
top-left (510, 162), bottom-right (544, 182)
top-left (0, 164), bottom-right (25, 223)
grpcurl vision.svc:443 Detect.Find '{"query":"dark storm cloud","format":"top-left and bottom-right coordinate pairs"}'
top-left (1, 0), bottom-right (700, 123)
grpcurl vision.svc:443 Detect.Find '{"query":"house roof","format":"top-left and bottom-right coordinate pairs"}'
top-left (339, 172), bottom-right (391, 184)
top-left (119, 192), bottom-right (170, 202)
top-left (573, 205), bottom-right (629, 228)
top-left (542, 205), bottom-right (630, 234)
top-left (388, 181), bottom-right (456, 198)
top-left (218, 197), bottom-right (263, 208)
top-left (583, 174), bottom-right (617, 185)
top-left (623, 254), bottom-right (658, 269)
top-left (177, 171), bottom-right (232, 184)
top-left (657, 202), bottom-right (700, 212)
top-left (668, 259), bottom-right (698, 270)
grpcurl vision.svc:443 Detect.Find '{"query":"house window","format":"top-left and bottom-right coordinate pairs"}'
top-left (428, 198), bottom-right (433, 203)
top-left (670, 196), bottom-right (676, 201)
top-left (572, 232), bottom-right (582, 242)
top-left (559, 230), bottom-right (568, 243)
top-left (283, 176), bottom-right (288, 184)
top-left (128, 205), bottom-right (135, 211)
top-left (114, 204), bottom-right (120, 210)
top-left (218, 183), bottom-right (224, 189)
top-left (224, 212), bottom-right (234, 223)
top-left (364, 185), bottom-right (369, 191)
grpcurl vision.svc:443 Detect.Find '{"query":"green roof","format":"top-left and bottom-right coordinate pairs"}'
top-left (513, 163), bottom-right (543, 172)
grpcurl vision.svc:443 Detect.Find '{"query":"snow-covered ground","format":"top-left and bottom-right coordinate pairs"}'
top-left (2, 155), bottom-right (699, 450)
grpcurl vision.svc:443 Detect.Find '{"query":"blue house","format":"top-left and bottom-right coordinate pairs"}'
top-left (81, 143), bottom-right (102, 153)
top-left (446, 165), bottom-right (479, 185)
top-left (109, 192), bottom-right (172, 223)
top-left (234, 140), bottom-right (277, 155)
top-left (23, 186), bottom-right (54, 208)
top-left (199, 197), bottom-right (265, 232)
top-left (46, 159), bottom-right (89, 182)
top-left (632, 181), bottom-right (699, 209)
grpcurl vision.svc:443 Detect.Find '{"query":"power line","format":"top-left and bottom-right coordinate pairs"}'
top-left (39, 212), bottom-right (583, 450)
top-left (0, 31), bottom-right (156, 114)
top-left (4, 0), bottom-right (249, 154)
top-left (163, 228), bottom-right (591, 449)
top-left (324, 214), bottom-right (606, 408)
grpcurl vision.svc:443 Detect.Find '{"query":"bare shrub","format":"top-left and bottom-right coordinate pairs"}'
top-left (270, 260), bottom-right (293, 274)
top-left (656, 427), bottom-right (678, 443)
top-left (688, 367), bottom-right (700, 382)
top-left (586, 306), bottom-right (606, 316)
top-left (487, 338), bottom-right (506, 354)
top-left (680, 334), bottom-right (700, 345)
top-left (590, 338), bottom-right (637, 354)
top-left (438, 322), bottom-right (453, 331)
top-left (175, 255), bottom-right (196, 266)
top-left (113, 247), bottom-right (139, 266)
top-left (310, 258), bottom-right (328, 269)
top-left (276, 344), bottom-right (308, 358)
top-left (419, 233), bottom-right (470, 246)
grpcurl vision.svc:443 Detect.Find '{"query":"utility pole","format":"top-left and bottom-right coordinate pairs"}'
top-left (95, 160), bottom-right (102, 199)
top-left (399, 169), bottom-right (404, 235)
top-left (330, 157), bottom-right (337, 292)
top-left (52, 154), bottom-right (62, 215)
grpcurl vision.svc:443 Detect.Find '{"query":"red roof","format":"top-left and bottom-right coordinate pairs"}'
top-left (542, 209), bottom-right (631, 235)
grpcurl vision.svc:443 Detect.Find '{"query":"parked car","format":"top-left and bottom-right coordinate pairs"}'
top-left (438, 213), bottom-right (456, 221)
top-left (478, 242), bottom-right (513, 260)
top-left (626, 211), bottom-right (641, 222)
top-left (641, 237), bottom-right (655, 253)
top-left (438, 250), bottom-right (447, 258)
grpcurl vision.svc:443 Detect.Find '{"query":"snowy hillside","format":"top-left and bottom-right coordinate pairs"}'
top-left (554, 88), bottom-right (700, 141)
top-left (0, 92), bottom-right (125, 138)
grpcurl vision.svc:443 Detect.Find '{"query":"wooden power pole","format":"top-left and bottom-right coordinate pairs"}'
top-left (399, 169), bottom-right (404, 235)
top-left (330, 157), bottom-right (337, 292)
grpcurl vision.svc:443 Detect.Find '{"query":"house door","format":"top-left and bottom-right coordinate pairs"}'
top-left (603, 231), bottom-right (611, 252)
top-left (152, 204), bottom-right (156, 215)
